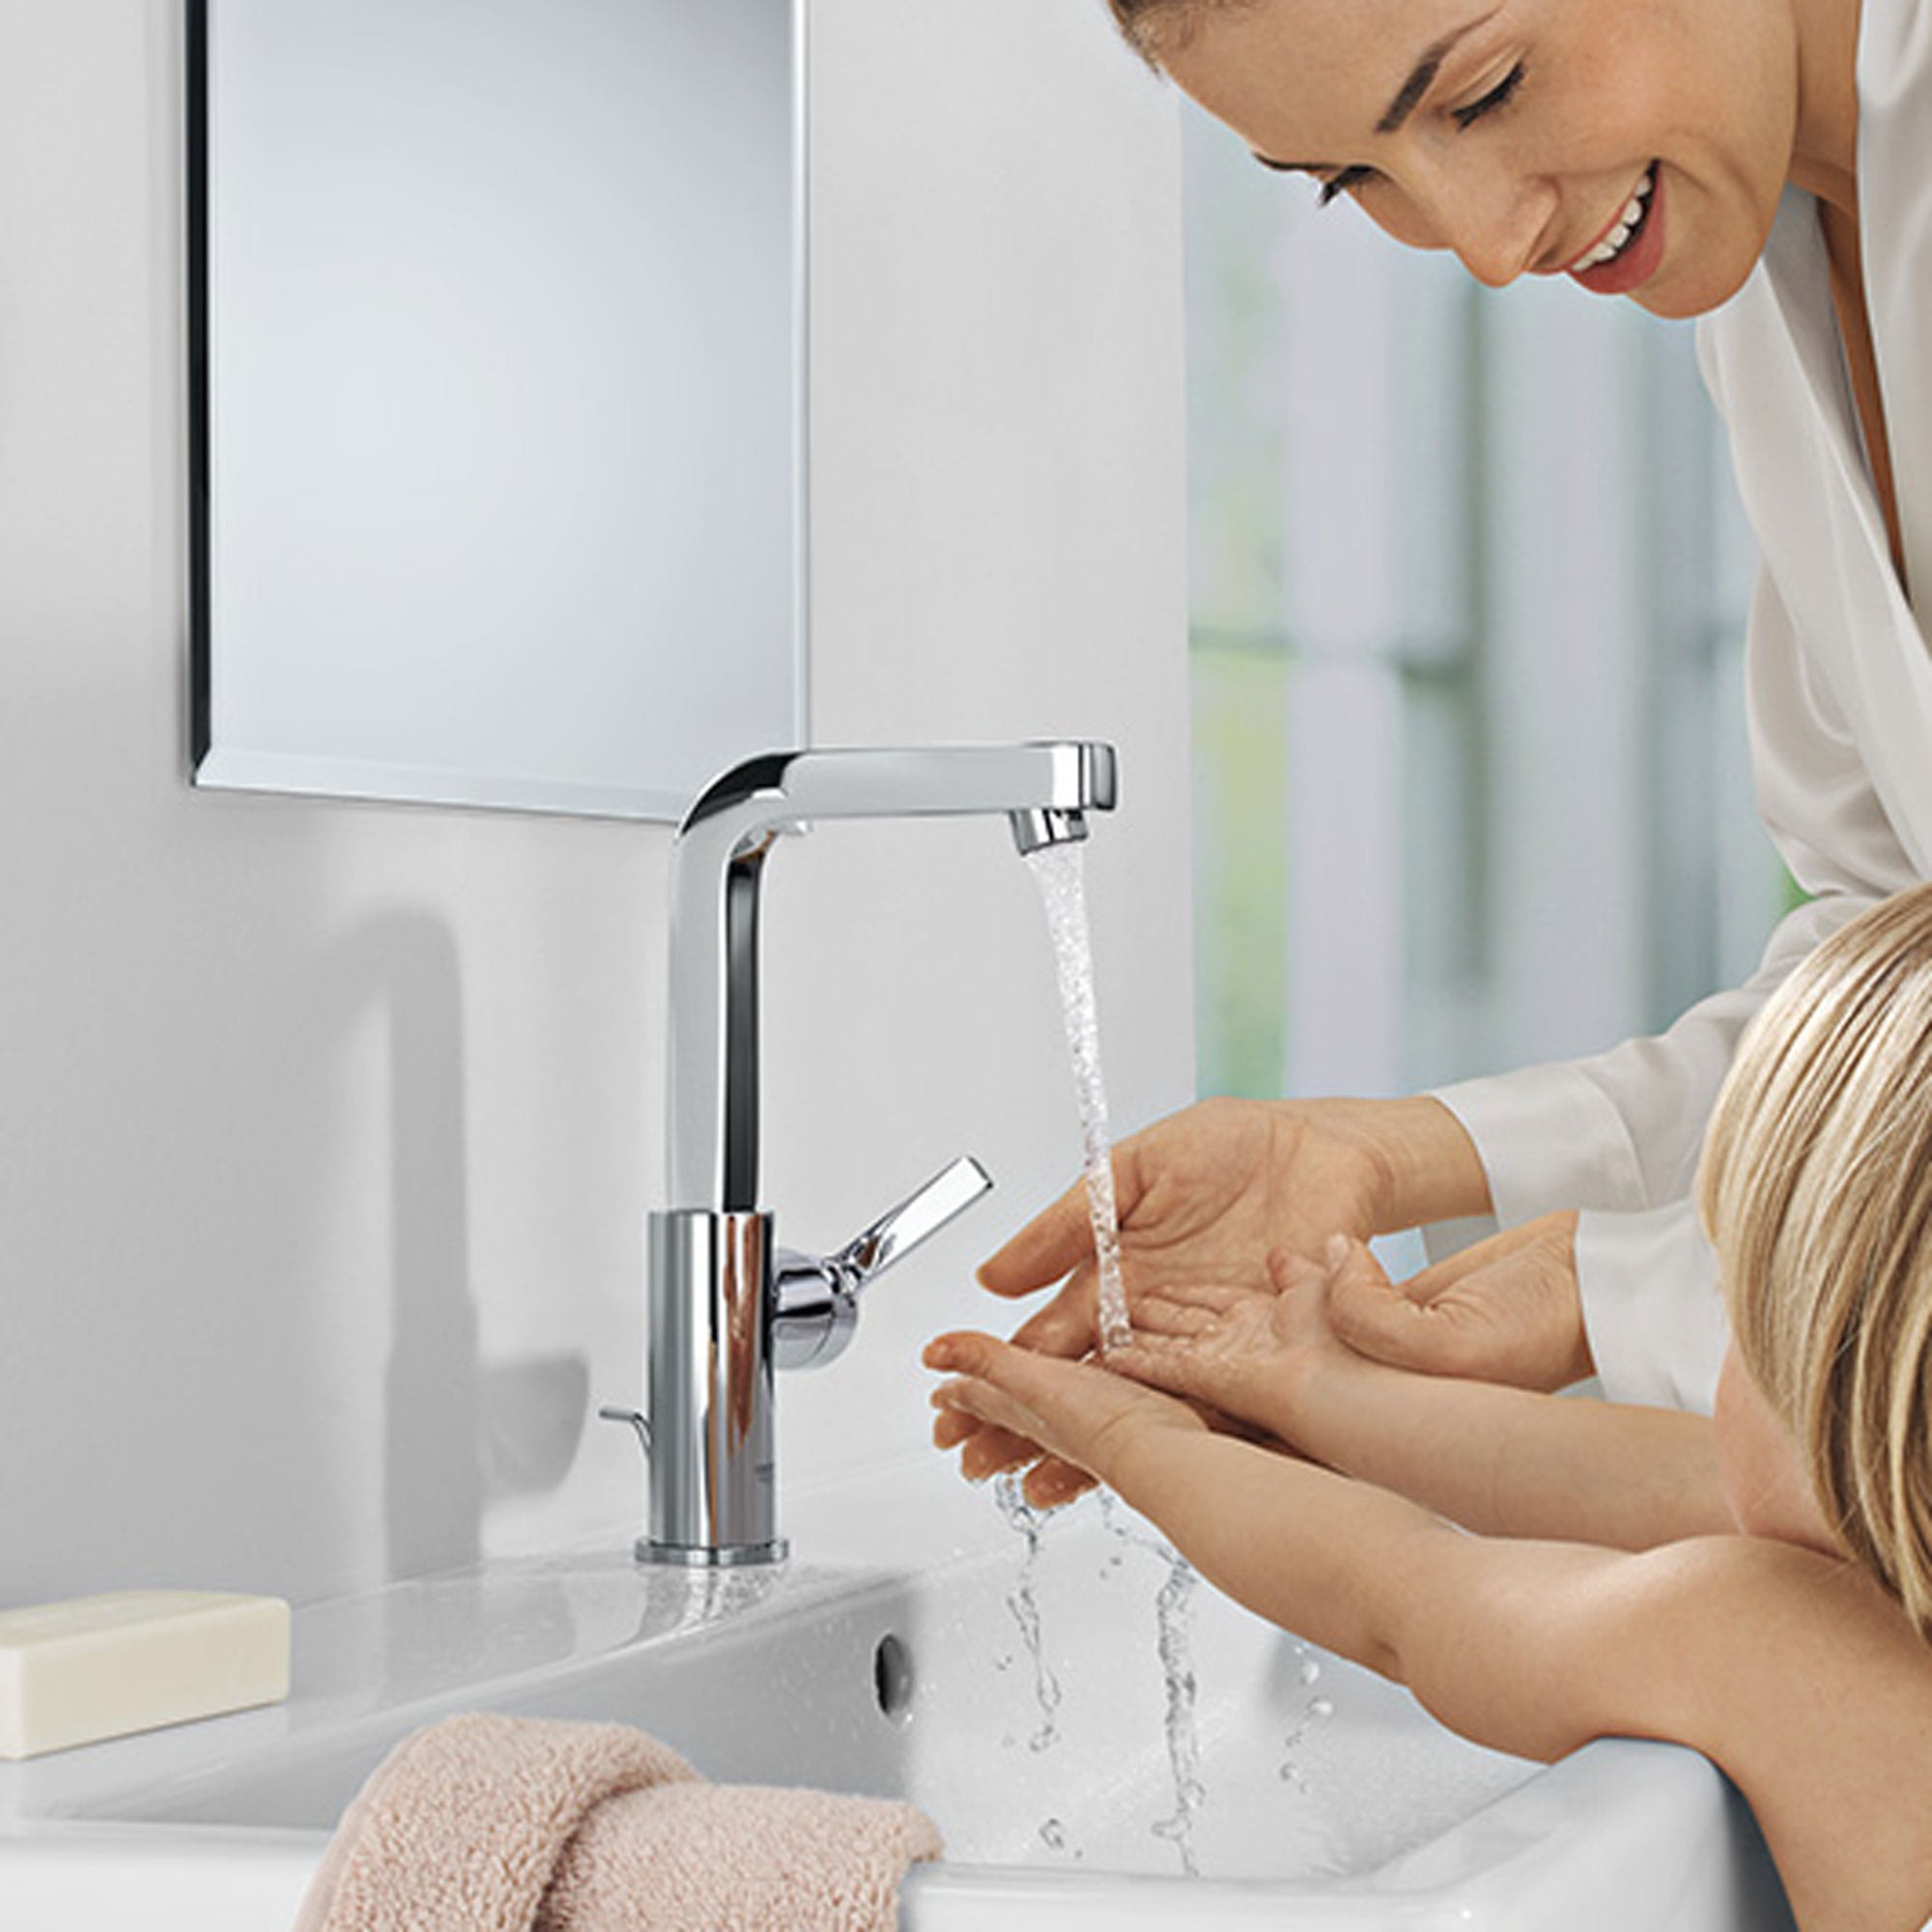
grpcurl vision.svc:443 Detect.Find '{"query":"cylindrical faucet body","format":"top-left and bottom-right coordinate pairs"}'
top-left (641, 1208), bottom-right (785, 1565)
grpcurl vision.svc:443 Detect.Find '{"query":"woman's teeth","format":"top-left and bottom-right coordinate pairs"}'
top-left (1573, 168), bottom-right (1655, 271)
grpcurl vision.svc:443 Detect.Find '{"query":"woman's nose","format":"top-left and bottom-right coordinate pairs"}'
top-left (1414, 169), bottom-right (1552, 288)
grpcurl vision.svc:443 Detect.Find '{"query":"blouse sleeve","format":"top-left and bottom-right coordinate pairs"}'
top-left (1429, 567), bottom-right (1921, 1408)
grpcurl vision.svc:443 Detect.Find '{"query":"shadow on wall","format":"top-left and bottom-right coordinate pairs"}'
top-left (325, 913), bottom-right (485, 1579)
top-left (331, 911), bottom-right (591, 1583)
top-left (0, 835), bottom-right (595, 1606)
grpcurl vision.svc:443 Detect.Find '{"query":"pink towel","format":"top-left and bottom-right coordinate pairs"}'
top-left (293, 1712), bottom-right (943, 1931)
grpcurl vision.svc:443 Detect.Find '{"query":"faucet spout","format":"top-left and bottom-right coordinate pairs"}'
top-left (1009, 805), bottom-right (1091, 855)
top-left (666, 742), bottom-right (1118, 1213)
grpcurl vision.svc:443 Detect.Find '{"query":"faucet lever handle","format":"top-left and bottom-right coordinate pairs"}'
top-left (774, 1154), bottom-right (993, 1371)
top-left (831, 1154), bottom-right (994, 1291)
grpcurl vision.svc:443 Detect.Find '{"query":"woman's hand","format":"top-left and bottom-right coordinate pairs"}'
top-left (976, 1096), bottom-right (1485, 1347)
top-left (935, 1094), bottom-right (1488, 1502)
top-left (925, 1329), bottom-right (1208, 1488)
top-left (1327, 1210), bottom-right (1591, 1392)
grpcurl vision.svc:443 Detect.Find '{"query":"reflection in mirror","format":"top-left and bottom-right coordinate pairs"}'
top-left (188, 0), bottom-right (806, 820)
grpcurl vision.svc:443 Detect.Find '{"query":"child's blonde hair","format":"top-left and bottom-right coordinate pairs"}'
top-left (1699, 883), bottom-right (1932, 1636)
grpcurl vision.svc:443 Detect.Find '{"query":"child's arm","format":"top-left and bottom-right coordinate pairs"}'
top-left (1110, 1241), bottom-right (1732, 1549)
top-left (928, 1326), bottom-right (1675, 1754)
top-left (926, 1329), bottom-right (1932, 1932)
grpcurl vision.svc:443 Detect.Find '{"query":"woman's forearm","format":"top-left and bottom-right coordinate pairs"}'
top-left (1380, 1094), bottom-right (1494, 1227)
top-left (1303, 1094), bottom-right (1493, 1230)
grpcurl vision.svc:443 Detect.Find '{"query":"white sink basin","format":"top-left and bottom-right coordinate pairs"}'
top-left (0, 1476), bottom-right (1797, 1930)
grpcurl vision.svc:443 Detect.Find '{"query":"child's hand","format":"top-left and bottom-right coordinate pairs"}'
top-left (925, 1330), bottom-right (1208, 1487)
top-left (1108, 1236), bottom-right (1376, 1441)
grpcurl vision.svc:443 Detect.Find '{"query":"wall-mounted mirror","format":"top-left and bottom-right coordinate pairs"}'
top-left (187, 0), bottom-right (806, 820)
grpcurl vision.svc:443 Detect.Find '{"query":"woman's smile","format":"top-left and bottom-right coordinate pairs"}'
top-left (1564, 164), bottom-right (1654, 275)
top-left (1565, 163), bottom-right (1663, 294)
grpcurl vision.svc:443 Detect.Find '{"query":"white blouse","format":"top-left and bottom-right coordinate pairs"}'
top-left (1430, 0), bottom-right (1932, 1409)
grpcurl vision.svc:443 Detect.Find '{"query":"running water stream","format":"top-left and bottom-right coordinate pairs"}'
top-left (1104, 1492), bottom-right (1208, 1875)
top-left (1009, 841), bottom-right (1208, 1876)
top-left (1024, 841), bottom-right (1132, 1353)
top-left (993, 1473), bottom-right (1065, 1754)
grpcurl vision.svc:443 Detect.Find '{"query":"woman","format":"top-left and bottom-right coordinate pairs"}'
top-left (946, 0), bottom-right (1931, 1501)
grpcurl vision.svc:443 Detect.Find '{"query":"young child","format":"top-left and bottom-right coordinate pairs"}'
top-left (927, 884), bottom-right (1932, 1932)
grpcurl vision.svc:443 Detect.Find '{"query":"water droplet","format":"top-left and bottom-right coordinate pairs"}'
top-left (1298, 1655), bottom-right (1321, 1687)
top-left (1309, 1696), bottom-right (1334, 1720)
top-left (1039, 1818), bottom-right (1068, 1851)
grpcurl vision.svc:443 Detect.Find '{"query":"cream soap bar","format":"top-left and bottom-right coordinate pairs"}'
top-left (0, 1589), bottom-right (291, 1760)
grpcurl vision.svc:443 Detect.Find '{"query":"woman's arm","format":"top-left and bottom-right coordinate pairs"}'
top-left (1113, 1243), bottom-right (1732, 1548)
top-left (1435, 552), bottom-right (1922, 1408)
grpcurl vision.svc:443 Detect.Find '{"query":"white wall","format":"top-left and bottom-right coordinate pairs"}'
top-left (0, 0), bottom-right (1192, 1608)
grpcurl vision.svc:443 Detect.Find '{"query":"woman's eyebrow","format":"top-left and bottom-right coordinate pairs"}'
top-left (1248, 10), bottom-right (1498, 167)
top-left (1378, 23), bottom-right (1484, 133)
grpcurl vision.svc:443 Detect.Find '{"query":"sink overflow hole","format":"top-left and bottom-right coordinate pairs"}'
top-left (873, 1633), bottom-right (915, 1722)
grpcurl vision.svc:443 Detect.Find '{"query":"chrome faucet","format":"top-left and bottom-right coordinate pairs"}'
top-left (603, 742), bottom-right (1119, 1567)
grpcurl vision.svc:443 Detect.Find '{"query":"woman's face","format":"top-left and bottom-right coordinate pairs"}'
top-left (1156, 0), bottom-right (1839, 319)
top-left (1713, 1345), bottom-right (1841, 1555)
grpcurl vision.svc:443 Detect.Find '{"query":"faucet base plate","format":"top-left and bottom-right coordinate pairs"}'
top-left (633, 1538), bottom-right (789, 1570)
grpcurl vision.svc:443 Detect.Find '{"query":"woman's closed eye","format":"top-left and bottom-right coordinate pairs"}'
top-left (1318, 165), bottom-right (1377, 207)
top-left (1262, 59), bottom-right (1529, 210)
top-left (1452, 61), bottom-right (1527, 129)
top-left (1248, 150), bottom-right (1377, 206)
